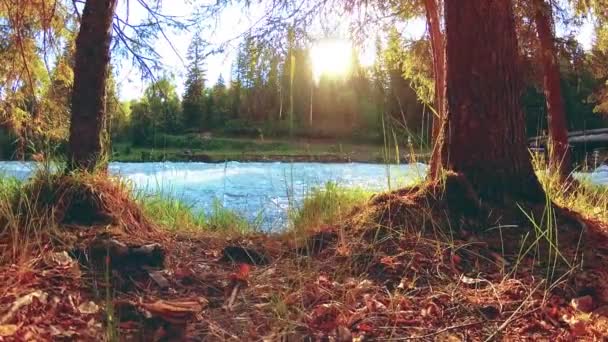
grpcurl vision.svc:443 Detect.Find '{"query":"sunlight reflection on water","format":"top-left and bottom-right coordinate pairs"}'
top-left (0, 161), bottom-right (427, 230)
top-left (0, 161), bottom-right (605, 230)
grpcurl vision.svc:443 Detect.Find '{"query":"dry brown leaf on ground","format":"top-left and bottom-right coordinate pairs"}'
top-left (0, 324), bottom-right (18, 337)
top-left (0, 290), bottom-right (48, 324)
top-left (140, 298), bottom-right (205, 323)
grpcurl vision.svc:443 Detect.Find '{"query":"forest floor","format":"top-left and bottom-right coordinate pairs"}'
top-left (111, 136), bottom-right (430, 164)
top-left (1, 172), bottom-right (608, 340)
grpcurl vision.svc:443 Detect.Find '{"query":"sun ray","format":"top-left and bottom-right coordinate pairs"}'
top-left (310, 39), bottom-right (354, 83)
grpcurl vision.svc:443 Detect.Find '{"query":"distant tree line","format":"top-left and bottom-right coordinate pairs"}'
top-left (116, 26), bottom-right (608, 151)
top-left (0, 0), bottom-right (607, 162)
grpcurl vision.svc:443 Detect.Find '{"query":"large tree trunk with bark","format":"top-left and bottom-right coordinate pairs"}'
top-left (533, 0), bottom-right (572, 179)
top-left (67, 0), bottom-right (117, 172)
top-left (424, 0), bottom-right (446, 180)
top-left (437, 0), bottom-right (545, 202)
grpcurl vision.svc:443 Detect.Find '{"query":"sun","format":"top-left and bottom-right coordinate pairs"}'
top-left (310, 39), bottom-right (354, 83)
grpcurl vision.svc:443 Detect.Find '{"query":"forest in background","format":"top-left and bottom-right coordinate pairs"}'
top-left (1, 1), bottom-right (608, 161)
top-left (3, 0), bottom-right (608, 340)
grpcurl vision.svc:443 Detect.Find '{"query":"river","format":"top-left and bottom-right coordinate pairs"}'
top-left (0, 162), bottom-right (606, 230)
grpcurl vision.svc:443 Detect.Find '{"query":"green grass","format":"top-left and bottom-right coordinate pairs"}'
top-left (0, 154), bottom-right (605, 257)
top-left (131, 189), bottom-right (255, 234)
top-left (111, 136), bottom-right (430, 163)
top-left (532, 153), bottom-right (608, 223)
top-left (135, 191), bottom-right (207, 230)
top-left (289, 182), bottom-right (373, 233)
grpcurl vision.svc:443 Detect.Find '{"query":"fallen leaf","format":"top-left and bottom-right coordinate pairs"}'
top-left (0, 324), bottom-right (18, 337)
top-left (571, 296), bottom-right (594, 313)
top-left (141, 299), bottom-right (203, 323)
top-left (309, 304), bottom-right (342, 332)
top-left (78, 301), bottom-right (100, 314)
top-left (460, 275), bottom-right (483, 285)
top-left (0, 290), bottom-right (48, 324)
top-left (563, 314), bottom-right (588, 336)
top-left (357, 322), bottom-right (374, 333)
top-left (50, 251), bottom-right (75, 266)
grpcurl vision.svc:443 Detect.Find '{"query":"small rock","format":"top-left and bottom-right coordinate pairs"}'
top-left (220, 246), bottom-right (270, 265)
top-left (87, 237), bottom-right (164, 269)
top-left (479, 305), bottom-right (501, 320)
top-left (149, 270), bottom-right (171, 289)
top-left (571, 295), bottom-right (594, 313)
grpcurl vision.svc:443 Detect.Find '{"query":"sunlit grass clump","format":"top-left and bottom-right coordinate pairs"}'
top-left (532, 153), bottom-right (608, 222)
top-left (135, 191), bottom-right (253, 234)
top-left (290, 182), bottom-right (373, 232)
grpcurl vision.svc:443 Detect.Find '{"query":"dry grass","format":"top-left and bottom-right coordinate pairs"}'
top-left (0, 171), bottom-right (163, 266)
top-left (1, 165), bottom-right (608, 340)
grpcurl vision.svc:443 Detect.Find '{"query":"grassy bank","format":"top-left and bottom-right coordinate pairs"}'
top-left (1, 166), bottom-right (608, 340)
top-left (111, 135), bottom-right (431, 163)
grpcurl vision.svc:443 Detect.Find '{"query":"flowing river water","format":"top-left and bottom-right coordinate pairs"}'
top-left (1, 161), bottom-right (606, 230)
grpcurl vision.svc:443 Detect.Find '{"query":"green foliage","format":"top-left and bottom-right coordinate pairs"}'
top-left (522, 36), bottom-right (608, 135)
top-left (130, 76), bottom-right (182, 146)
top-left (182, 32), bottom-right (208, 130)
top-left (0, 1), bottom-right (74, 158)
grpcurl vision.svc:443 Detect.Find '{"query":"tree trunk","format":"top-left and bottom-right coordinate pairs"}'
top-left (67, 0), bottom-right (117, 172)
top-left (533, 0), bottom-right (572, 178)
top-left (424, 0), bottom-right (446, 179)
top-left (438, 0), bottom-right (545, 202)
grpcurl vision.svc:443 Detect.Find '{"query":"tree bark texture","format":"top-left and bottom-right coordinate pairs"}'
top-left (533, 0), bottom-right (572, 178)
top-left (67, 0), bottom-right (117, 172)
top-left (439, 0), bottom-right (545, 202)
top-left (423, 0), bottom-right (446, 179)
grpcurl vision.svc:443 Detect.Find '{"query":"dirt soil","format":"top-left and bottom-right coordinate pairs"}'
top-left (2, 175), bottom-right (608, 341)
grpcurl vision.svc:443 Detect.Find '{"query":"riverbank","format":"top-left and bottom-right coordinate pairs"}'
top-left (110, 137), bottom-right (431, 163)
top-left (1, 169), bottom-right (608, 340)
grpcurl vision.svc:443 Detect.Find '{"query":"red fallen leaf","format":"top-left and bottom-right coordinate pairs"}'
top-left (174, 268), bottom-right (193, 279)
top-left (357, 323), bottom-right (374, 333)
top-left (544, 305), bottom-right (559, 318)
top-left (309, 304), bottom-right (342, 332)
top-left (229, 263), bottom-right (251, 283)
top-left (452, 254), bottom-right (462, 265)
top-left (380, 256), bottom-right (399, 267)
top-left (238, 263), bottom-right (250, 279)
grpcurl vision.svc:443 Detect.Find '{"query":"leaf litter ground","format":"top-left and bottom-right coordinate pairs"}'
top-left (2, 174), bottom-right (608, 341)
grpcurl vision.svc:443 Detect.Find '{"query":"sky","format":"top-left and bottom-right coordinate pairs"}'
top-left (113, 0), bottom-right (597, 101)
